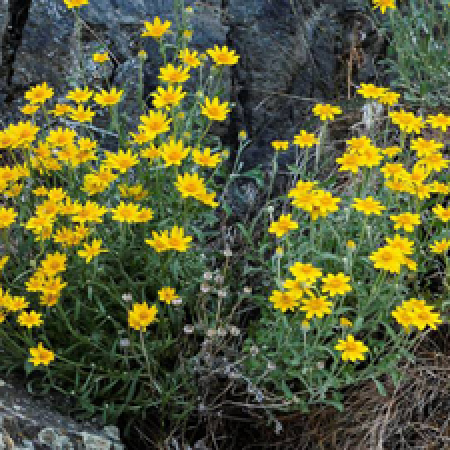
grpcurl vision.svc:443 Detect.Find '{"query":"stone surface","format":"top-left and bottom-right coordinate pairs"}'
top-left (0, 378), bottom-right (124, 449)
top-left (0, 0), bottom-right (385, 164)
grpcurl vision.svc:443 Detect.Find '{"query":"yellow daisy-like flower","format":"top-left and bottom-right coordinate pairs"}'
top-left (378, 90), bottom-right (400, 106)
top-left (72, 200), bottom-right (107, 224)
top-left (356, 83), bottom-right (387, 99)
top-left (21, 104), bottom-right (40, 115)
top-left (271, 140), bottom-right (289, 151)
top-left (167, 225), bottom-right (192, 252)
top-left (92, 52), bottom-right (109, 63)
top-left (390, 212), bottom-right (421, 233)
top-left (430, 238), bottom-right (450, 254)
top-left (300, 295), bottom-right (332, 319)
top-left (410, 137), bottom-right (443, 158)
top-left (335, 334), bottom-right (369, 362)
top-left (140, 144), bottom-right (161, 161)
top-left (66, 87), bottom-right (93, 104)
top-left (293, 130), bottom-right (318, 148)
top-left (370, 245), bottom-right (404, 274)
top-left (381, 146), bottom-right (402, 158)
top-left (372, 0), bottom-right (397, 14)
top-left (111, 202), bottom-right (140, 223)
top-left (268, 214), bottom-right (298, 238)
top-left (46, 127), bottom-right (76, 148)
top-left (412, 306), bottom-right (442, 331)
top-left (151, 85), bottom-right (186, 109)
top-left (201, 97), bottom-right (230, 122)
top-left (312, 103), bottom-right (342, 121)
top-left (25, 82), bottom-right (54, 104)
top-left (63, 0), bottom-right (89, 8)
top-left (139, 110), bottom-right (172, 138)
top-left (69, 104), bottom-right (95, 123)
top-left (29, 342), bottom-right (55, 366)
top-left (179, 48), bottom-right (201, 68)
top-left (269, 290), bottom-right (300, 313)
top-left (0, 255), bottom-right (9, 271)
top-left (104, 148), bottom-right (139, 173)
top-left (340, 317), bottom-right (353, 327)
top-left (192, 147), bottom-right (221, 168)
top-left (289, 262), bottom-right (322, 283)
top-left (141, 17), bottom-right (171, 39)
top-left (77, 239), bottom-right (108, 263)
top-left (207, 45), bottom-right (240, 66)
top-left (426, 113), bottom-right (450, 132)
top-left (386, 234), bottom-right (414, 256)
top-left (352, 196), bottom-right (386, 216)
top-left (41, 252), bottom-right (67, 276)
top-left (145, 230), bottom-right (170, 253)
top-left (161, 137), bottom-right (189, 167)
top-left (128, 303), bottom-right (158, 331)
top-left (94, 87), bottom-right (124, 107)
top-left (392, 305), bottom-right (415, 332)
top-left (389, 110), bottom-right (424, 134)
top-left (420, 152), bottom-right (449, 173)
top-left (0, 206), bottom-right (17, 228)
top-left (336, 152), bottom-right (362, 173)
top-left (18, 310), bottom-right (43, 329)
top-left (321, 273), bottom-right (352, 297)
top-left (175, 172), bottom-right (207, 199)
top-left (158, 287), bottom-right (178, 305)
top-left (50, 103), bottom-right (74, 117)
top-left (158, 64), bottom-right (190, 84)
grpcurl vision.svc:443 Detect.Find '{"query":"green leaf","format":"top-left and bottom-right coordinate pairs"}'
top-left (372, 377), bottom-right (387, 397)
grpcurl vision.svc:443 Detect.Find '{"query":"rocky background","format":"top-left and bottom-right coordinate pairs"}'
top-left (0, 0), bottom-right (387, 166)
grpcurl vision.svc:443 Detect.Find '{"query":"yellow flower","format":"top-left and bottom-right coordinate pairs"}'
top-left (390, 212), bottom-right (421, 233)
top-left (340, 317), bottom-right (352, 327)
top-left (139, 110), bottom-right (172, 138)
top-left (335, 334), bottom-right (369, 362)
top-left (72, 200), bottom-right (107, 224)
top-left (179, 48), bottom-right (201, 68)
top-left (69, 105), bottom-right (95, 123)
top-left (336, 152), bottom-right (362, 173)
top-left (0, 256), bottom-right (9, 270)
top-left (356, 83), bottom-right (387, 99)
top-left (201, 97), bottom-right (230, 121)
top-left (21, 104), bottom-right (40, 115)
top-left (382, 146), bottom-right (401, 158)
top-left (372, 0), bottom-right (396, 13)
top-left (175, 172), bottom-right (207, 199)
top-left (78, 239), bottom-right (108, 263)
top-left (25, 82), bottom-right (54, 104)
top-left (380, 162), bottom-right (407, 180)
top-left (151, 85), bottom-right (186, 109)
top-left (389, 110), bottom-right (424, 134)
top-left (426, 113), bottom-right (450, 132)
top-left (141, 17), bottom-right (171, 39)
top-left (321, 273), bottom-right (352, 297)
top-left (63, 0), bottom-right (89, 8)
top-left (0, 206), bottom-right (17, 228)
top-left (352, 196), bottom-right (385, 216)
top-left (145, 230), bottom-right (170, 253)
top-left (430, 181), bottom-right (450, 195)
top-left (158, 287), bottom-right (178, 305)
top-left (140, 144), bottom-right (161, 160)
top-left (49, 103), bottom-right (73, 116)
top-left (183, 30), bottom-right (193, 40)
top-left (46, 127), bottom-right (77, 148)
top-left (9, 121), bottom-right (40, 147)
top-left (67, 87), bottom-right (93, 104)
top-left (111, 202), bottom-right (140, 223)
top-left (18, 310), bottom-right (43, 329)
top-left (158, 64), bottom-right (190, 84)
top-left (92, 52), bottom-right (109, 63)
top-left (271, 140), bottom-right (289, 151)
top-left (420, 152), bottom-right (449, 173)
top-left (128, 303), bottom-right (158, 331)
top-left (346, 240), bottom-right (356, 250)
top-left (239, 130), bottom-right (247, 140)
top-left (268, 214), bottom-right (298, 238)
top-left (104, 148), bottom-right (139, 173)
top-left (411, 305), bottom-right (442, 331)
top-left (392, 305), bottom-right (415, 332)
top-left (378, 90), bottom-right (400, 106)
top-left (430, 238), bottom-right (450, 254)
top-left (312, 103), bottom-right (342, 121)
top-left (41, 252), bottom-right (67, 276)
top-left (167, 225), bottom-right (192, 252)
top-left (196, 190), bottom-right (219, 208)
top-left (192, 147), bottom-right (221, 168)
top-left (293, 130), bottom-right (318, 148)
top-left (386, 234), bottom-right (414, 255)
top-left (300, 295), bottom-right (332, 319)
top-left (370, 245), bottom-right (404, 273)
top-left (289, 262), bottom-right (322, 283)
top-left (161, 137), bottom-right (189, 167)
top-left (410, 137), bottom-right (443, 158)
top-left (269, 290), bottom-right (300, 312)
top-left (207, 45), bottom-right (240, 66)
top-left (94, 87), bottom-right (124, 107)
top-left (135, 208), bottom-right (154, 223)
top-left (29, 342), bottom-right (55, 366)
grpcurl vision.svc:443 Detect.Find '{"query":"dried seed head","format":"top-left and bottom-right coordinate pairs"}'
top-left (207, 329), bottom-right (217, 338)
top-left (250, 345), bottom-right (259, 356)
top-left (203, 272), bottom-right (213, 281)
top-left (243, 286), bottom-right (252, 294)
top-left (217, 327), bottom-right (227, 337)
top-left (172, 297), bottom-right (183, 306)
top-left (122, 293), bottom-right (132, 302)
top-left (267, 361), bottom-right (276, 371)
top-left (214, 274), bottom-right (225, 285)
top-left (229, 325), bottom-right (240, 336)
top-left (119, 338), bottom-right (130, 348)
top-left (184, 325), bottom-right (194, 334)
top-left (217, 289), bottom-right (227, 298)
top-left (200, 283), bottom-right (210, 293)
top-left (223, 247), bottom-right (232, 258)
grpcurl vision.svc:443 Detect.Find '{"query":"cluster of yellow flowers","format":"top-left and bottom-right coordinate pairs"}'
top-left (0, 3), bottom-right (242, 367)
